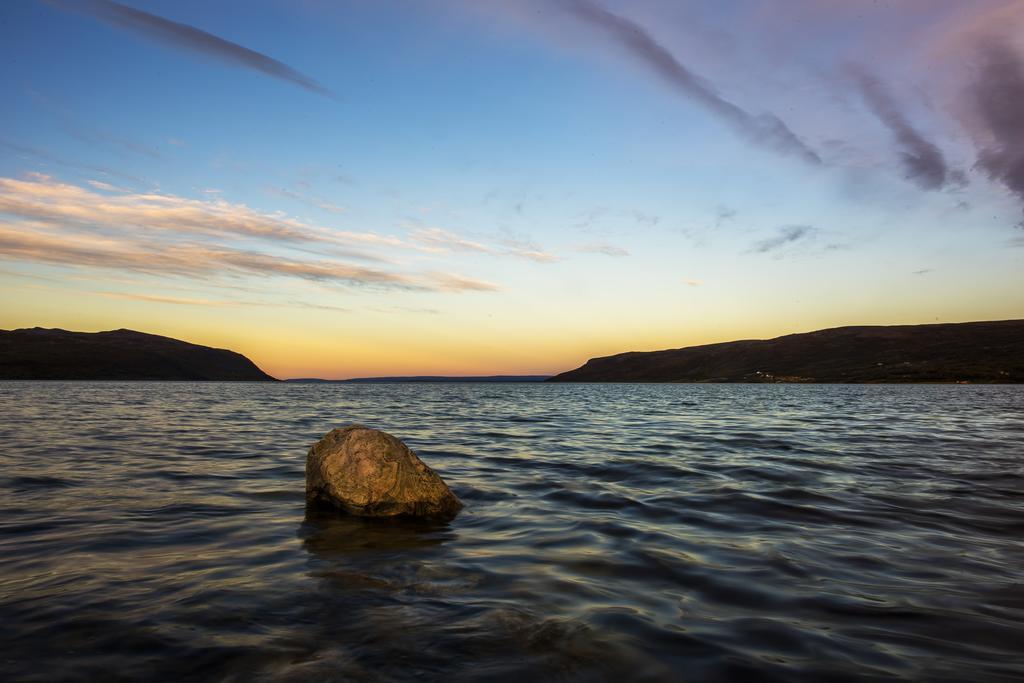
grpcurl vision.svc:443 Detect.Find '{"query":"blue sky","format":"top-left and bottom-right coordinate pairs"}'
top-left (2, 0), bottom-right (1023, 377)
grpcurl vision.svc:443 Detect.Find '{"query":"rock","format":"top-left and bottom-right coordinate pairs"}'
top-left (305, 425), bottom-right (462, 518)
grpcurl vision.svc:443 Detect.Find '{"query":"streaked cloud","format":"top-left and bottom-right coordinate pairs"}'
top-left (0, 174), bottom-right (391, 252)
top-left (0, 174), bottom-right (498, 294)
top-left (714, 205), bottom-right (737, 229)
top-left (496, 234), bottom-right (561, 263)
top-left (0, 223), bottom-right (412, 287)
top-left (968, 42), bottom-right (1024, 225)
top-left (427, 272), bottom-right (500, 293)
top-left (410, 227), bottom-right (559, 262)
top-left (750, 225), bottom-right (817, 254)
top-left (576, 242), bottom-right (629, 257)
top-left (560, 0), bottom-right (821, 165)
top-left (265, 185), bottom-right (347, 216)
top-left (53, 0), bottom-right (331, 96)
top-left (683, 278), bottom-right (702, 287)
top-left (410, 227), bottom-right (493, 254)
top-left (94, 290), bottom-right (350, 312)
top-left (851, 67), bottom-right (958, 190)
top-left (86, 180), bottom-right (124, 192)
top-left (632, 210), bottom-right (660, 227)
top-left (0, 137), bottom-right (142, 182)
top-left (96, 291), bottom-right (251, 307)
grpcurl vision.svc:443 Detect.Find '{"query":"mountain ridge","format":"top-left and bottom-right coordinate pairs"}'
top-left (0, 328), bottom-right (276, 381)
top-left (548, 320), bottom-right (1024, 383)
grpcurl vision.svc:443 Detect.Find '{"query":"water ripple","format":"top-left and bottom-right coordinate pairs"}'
top-left (1, 381), bottom-right (1022, 681)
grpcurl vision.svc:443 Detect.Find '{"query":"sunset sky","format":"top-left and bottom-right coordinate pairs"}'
top-left (2, 0), bottom-right (1023, 378)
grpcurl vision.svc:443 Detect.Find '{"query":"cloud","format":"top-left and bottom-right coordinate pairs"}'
top-left (0, 223), bottom-right (413, 287)
top-left (410, 227), bottom-right (493, 254)
top-left (573, 206), bottom-right (608, 231)
top-left (632, 210), bottom-right (660, 227)
top-left (428, 272), bottom-right (500, 293)
top-left (500, 242), bottom-right (560, 263)
top-left (0, 137), bottom-right (143, 183)
top-left (750, 225), bottom-right (816, 253)
top-left (968, 42), bottom-right (1024, 225)
top-left (96, 291), bottom-right (249, 307)
top-left (576, 242), bottom-right (629, 257)
top-left (94, 290), bottom-right (351, 312)
top-left (0, 174), bottom-right (394, 252)
top-left (0, 222), bottom-right (495, 293)
top-left (0, 175), bottom-right (497, 294)
top-left (714, 205), bottom-right (737, 228)
top-left (265, 185), bottom-right (347, 215)
top-left (54, 0), bottom-right (331, 96)
top-left (561, 0), bottom-right (821, 165)
top-left (409, 226), bottom-right (559, 262)
top-left (851, 67), bottom-right (956, 190)
top-left (683, 278), bottom-right (702, 287)
top-left (68, 122), bottom-right (162, 159)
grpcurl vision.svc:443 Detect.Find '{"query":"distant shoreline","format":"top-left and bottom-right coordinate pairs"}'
top-left (5, 319), bottom-right (1022, 383)
top-left (548, 319), bottom-right (1024, 384)
top-left (287, 375), bottom-right (551, 383)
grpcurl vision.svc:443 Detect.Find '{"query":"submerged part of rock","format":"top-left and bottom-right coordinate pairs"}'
top-left (305, 425), bottom-right (462, 519)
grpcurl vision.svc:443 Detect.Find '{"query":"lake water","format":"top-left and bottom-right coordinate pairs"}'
top-left (1, 382), bottom-right (1023, 682)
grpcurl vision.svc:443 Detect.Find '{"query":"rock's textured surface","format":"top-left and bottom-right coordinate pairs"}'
top-left (305, 425), bottom-right (462, 518)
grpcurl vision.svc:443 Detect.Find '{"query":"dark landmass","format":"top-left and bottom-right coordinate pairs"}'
top-left (288, 375), bottom-right (551, 383)
top-left (0, 328), bottom-right (276, 381)
top-left (549, 320), bottom-right (1024, 383)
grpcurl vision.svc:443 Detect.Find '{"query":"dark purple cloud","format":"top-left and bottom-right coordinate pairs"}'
top-left (970, 42), bottom-right (1024, 225)
top-left (851, 68), bottom-right (954, 191)
top-left (53, 0), bottom-right (331, 96)
top-left (562, 0), bottom-right (821, 165)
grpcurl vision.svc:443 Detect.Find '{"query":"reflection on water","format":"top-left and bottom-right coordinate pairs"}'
top-left (1, 381), bottom-right (1023, 681)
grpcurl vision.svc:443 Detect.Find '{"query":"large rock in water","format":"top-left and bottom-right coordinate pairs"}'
top-left (305, 425), bottom-right (462, 518)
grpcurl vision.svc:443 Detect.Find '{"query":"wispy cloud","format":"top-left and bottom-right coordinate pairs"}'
top-left (500, 241), bottom-right (560, 263)
top-left (409, 227), bottom-right (559, 262)
top-left (87, 180), bottom-right (123, 192)
top-left (410, 227), bottom-right (493, 254)
top-left (265, 185), bottom-right (347, 215)
top-left (428, 272), bottom-right (500, 293)
top-left (683, 278), bottom-right (702, 287)
top-left (0, 174), bottom-right (393, 252)
top-left (64, 119), bottom-right (162, 159)
top-left (0, 137), bottom-right (143, 183)
top-left (968, 42), bottom-right (1024, 225)
top-left (94, 290), bottom-right (351, 312)
top-left (561, 0), bottom-right (821, 165)
top-left (750, 225), bottom-right (817, 253)
top-left (632, 210), bottom-right (660, 227)
top-left (714, 205), bottom-right (737, 228)
top-left (0, 174), bottom-right (497, 294)
top-left (0, 223), bottom-right (414, 288)
top-left (851, 67), bottom-right (958, 191)
top-left (96, 291), bottom-right (249, 307)
top-left (53, 0), bottom-right (331, 96)
top-left (576, 242), bottom-right (629, 257)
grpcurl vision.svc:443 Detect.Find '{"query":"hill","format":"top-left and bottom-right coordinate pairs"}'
top-left (548, 320), bottom-right (1024, 383)
top-left (0, 328), bottom-right (276, 381)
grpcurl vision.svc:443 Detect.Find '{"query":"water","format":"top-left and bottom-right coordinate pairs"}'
top-left (1, 382), bottom-right (1022, 682)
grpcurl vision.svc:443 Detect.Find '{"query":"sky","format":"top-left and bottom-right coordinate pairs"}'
top-left (2, 0), bottom-right (1023, 379)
